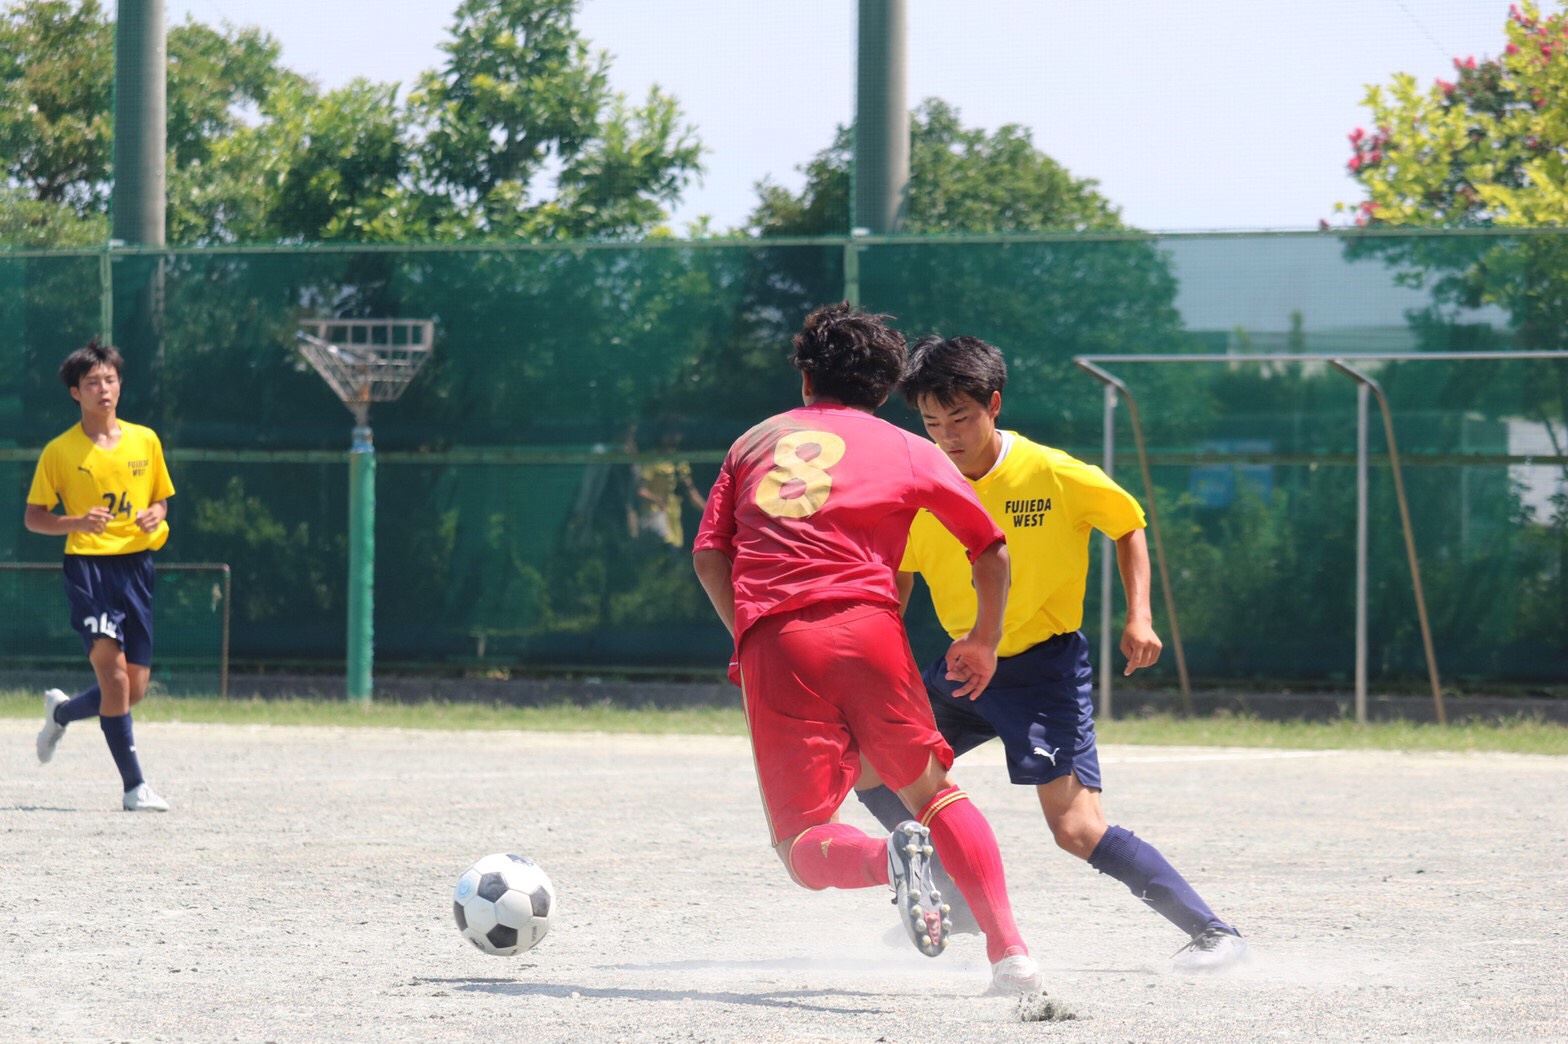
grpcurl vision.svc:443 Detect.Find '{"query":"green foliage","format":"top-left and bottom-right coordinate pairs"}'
top-left (0, 186), bottom-right (106, 247)
top-left (1338, 6), bottom-right (1568, 676)
top-left (749, 99), bottom-right (1124, 235)
top-left (0, 0), bottom-right (703, 246)
top-left (1341, 2), bottom-right (1568, 228)
top-left (0, 0), bottom-right (113, 211)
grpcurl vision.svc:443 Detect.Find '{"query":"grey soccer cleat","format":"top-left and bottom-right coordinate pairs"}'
top-left (886, 820), bottom-right (950, 957)
top-left (1172, 927), bottom-right (1249, 972)
top-left (36, 688), bottom-right (70, 764)
top-left (123, 782), bottom-right (170, 812)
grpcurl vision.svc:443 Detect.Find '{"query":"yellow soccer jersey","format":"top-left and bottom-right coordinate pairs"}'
top-left (27, 421), bottom-right (175, 555)
top-left (901, 432), bottom-right (1144, 657)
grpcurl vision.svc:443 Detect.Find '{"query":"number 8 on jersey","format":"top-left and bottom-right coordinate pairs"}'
top-left (754, 430), bottom-right (847, 518)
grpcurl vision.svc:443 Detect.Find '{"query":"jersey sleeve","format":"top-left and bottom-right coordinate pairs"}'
top-left (1062, 456), bottom-right (1146, 538)
top-left (909, 441), bottom-right (1004, 562)
top-left (147, 430), bottom-right (175, 503)
top-left (25, 448), bottom-right (59, 509)
top-left (692, 454), bottom-right (738, 556)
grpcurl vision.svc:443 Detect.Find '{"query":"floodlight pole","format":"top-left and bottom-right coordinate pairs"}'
top-left (348, 408), bottom-right (375, 703)
top-left (854, 0), bottom-right (909, 234)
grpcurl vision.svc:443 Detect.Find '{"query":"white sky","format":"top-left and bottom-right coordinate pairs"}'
top-left (165, 0), bottom-right (1516, 233)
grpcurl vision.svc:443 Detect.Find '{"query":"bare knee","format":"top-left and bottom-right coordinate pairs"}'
top-left (893, 753), bottom-right (955, 816)
top-left (1048, 812), bottom-right (1106, 861)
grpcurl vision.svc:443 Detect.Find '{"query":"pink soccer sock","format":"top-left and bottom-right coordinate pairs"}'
top-left (786, 823), bottom-right (888, 890)
top-left (918, 786), bottom-right (1028, 963)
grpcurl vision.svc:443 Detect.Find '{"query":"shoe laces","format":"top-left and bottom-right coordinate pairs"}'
top-left (1174, 927), bottom-right (1230, 957)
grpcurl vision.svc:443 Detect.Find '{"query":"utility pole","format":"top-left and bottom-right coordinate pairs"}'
top-left (854, 0), bottom-right (909, 235)
top-left (112, 0), bottom-right (166, 249)
top-left (110, 0), bottom-right (167, 413)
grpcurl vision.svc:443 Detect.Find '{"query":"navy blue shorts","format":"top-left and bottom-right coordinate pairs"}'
top-left (921, 630), bottom-right (1102, 789)
top-left (62, 552), bottom-right (156, 666)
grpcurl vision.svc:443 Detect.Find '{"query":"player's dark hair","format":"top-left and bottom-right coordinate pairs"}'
top-left (901, 334), bottom-right (1008, 408)
top-left (790, 302), bottom-right (907, 408)
top-left (59, 339), bottom-right (124, 390)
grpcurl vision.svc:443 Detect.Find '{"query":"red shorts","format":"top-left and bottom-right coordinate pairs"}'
top-left (737, 601), bottom-right (954, 844)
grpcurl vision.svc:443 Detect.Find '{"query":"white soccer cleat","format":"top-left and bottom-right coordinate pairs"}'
top-left (36, 688), bottom-right (70, 764)
top-left (988, 951), bottom-right (1044, 995)
top-left (886, 820), bottom-right (950, 957)
top-left (123, 782), bottom-right (170, 812)
top-left (1172, 928), bottom-right (1249, 972)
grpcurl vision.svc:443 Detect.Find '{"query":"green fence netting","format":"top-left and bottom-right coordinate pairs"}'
top-left (3, 231), bottom-right (1565, 687)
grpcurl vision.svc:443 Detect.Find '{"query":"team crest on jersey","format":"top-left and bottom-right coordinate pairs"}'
top-left (129, 458), bottom-right (148, 476)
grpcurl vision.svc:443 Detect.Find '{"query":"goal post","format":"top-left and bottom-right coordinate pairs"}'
top-left (0, 561), bottom-right (230, 699)
top-left (1074, 349), bottom-right (1568, 725)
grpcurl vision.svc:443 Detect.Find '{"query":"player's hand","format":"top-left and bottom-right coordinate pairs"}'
top-left (1120, 618), bottom-right (1163, 676)
top-left (945, 635), bottom-right (998, 701)
top-left (133, 506), bottom-right (164, 533)
top-left (76, 506), bottom-right (114, 534)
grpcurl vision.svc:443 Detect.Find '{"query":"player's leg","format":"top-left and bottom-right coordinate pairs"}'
top-left (1021, 632), bottom-right (1242, 966)
top-left (739, 606), bottom-right (892, 893)
top-left (853, 676), bottom-right (994, 933)
top-left (38, 557), bottom-right (107, 762)
top-left (843, 612), bottom-right (1035, 984)
top-left (891, 755), bottom-right (1031, 965)
top-left (1046, 777), bottom-right (1243, 966)
top-left (94, 554), bottom-right (166, 812)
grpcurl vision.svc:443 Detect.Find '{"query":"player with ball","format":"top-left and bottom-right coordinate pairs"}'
top-left (692, 303), bottom-right (1041, 995)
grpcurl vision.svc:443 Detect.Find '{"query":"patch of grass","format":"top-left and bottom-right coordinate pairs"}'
top-left (1098, 713), bottom-right (1568, 755)
top-left (1, 690), bottom-right (1563, 753)
top-left (0, 690), bottom-right (746, 735)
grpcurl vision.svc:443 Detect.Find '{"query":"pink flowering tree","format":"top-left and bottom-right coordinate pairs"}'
top-left (1334, 2), bottom-right (1568, 646)
top-left (1340, 2), bottom-right (1568, 227)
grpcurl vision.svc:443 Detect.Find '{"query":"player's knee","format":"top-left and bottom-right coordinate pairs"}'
top-left (1048, 816), bottom-right (1102, 859)
top-left (773, 835), bottom-right (818, 890)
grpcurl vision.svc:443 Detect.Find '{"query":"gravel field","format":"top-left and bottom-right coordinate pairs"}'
top-left (1, 718), bottom-right (1564, 1043)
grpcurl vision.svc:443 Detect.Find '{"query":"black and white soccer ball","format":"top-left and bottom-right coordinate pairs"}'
top-left (452, 853), bottom-right (555, 956)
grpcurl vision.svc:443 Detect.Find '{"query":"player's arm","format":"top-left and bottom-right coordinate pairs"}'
top-left (692, 549), bottom-right (737, 637)
top-left (1115, 528), bottom-right (1162, 676)
top-left (945, 540), bottom-right (1009, 700)
top-left (24, 502), bottom-right (112, 536)
top-left (896, 570), bottom-right (916, 614)
top-left (134, 498), bottom-right (169, 533)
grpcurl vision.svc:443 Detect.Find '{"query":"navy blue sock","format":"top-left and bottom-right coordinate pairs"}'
top-left (99, 713), bottom-right (145, 792)
top-left (56, 685), bottom-right (103, 725)
top-left (1088, 825), bottom-right (1234, 938)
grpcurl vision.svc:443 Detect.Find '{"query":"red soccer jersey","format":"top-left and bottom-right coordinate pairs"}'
top-left (694, 403), bottom-right (1005, 648)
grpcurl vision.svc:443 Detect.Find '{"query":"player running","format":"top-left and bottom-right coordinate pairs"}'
top-left (692, 304), bottom-right (1042, 995)
top-left (26, 340), bottom-right (175, 812)
top-left (855, 334), bottom-right (1248, 972)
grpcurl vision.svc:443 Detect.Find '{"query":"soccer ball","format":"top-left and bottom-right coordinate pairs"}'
top-left (453, 853), bottom-right (555, 956)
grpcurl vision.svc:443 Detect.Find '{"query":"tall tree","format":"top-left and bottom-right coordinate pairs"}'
top-left (0, 0), bottom-right (703, 246)
top-left (1338, 0), bottom-right (1568, 661)
top-left (738, 99), bottom-right (1196, 441)
top-left (750, 99), bottom-right (1125, 236)
top-left (407, 0), bottom-right (702, 240)
top-left (1341, 1), bottom-right (1568, 228)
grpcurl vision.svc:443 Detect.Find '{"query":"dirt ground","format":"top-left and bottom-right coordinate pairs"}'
top-left (1, 719), bottom-right (1564, 1043)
